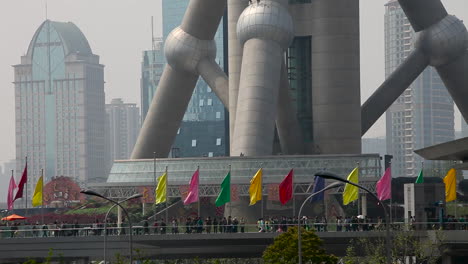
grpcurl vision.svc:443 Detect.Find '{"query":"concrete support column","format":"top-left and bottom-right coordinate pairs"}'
top-left (117, 206), bottom-right (122, 229)
top-left (232, 0), bottom-right (294, 156)
top-left (228, 0), bottom-right (248, 151)
top-left (232, 40), bottom-right (283, 155)
top-left (311, 0), bottom-right (361, 154)
top-left (361, 193), bottom-right (367, 217)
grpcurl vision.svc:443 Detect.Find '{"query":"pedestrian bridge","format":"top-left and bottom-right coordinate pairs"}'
top-left (0, 230), bottom-right (467, 263)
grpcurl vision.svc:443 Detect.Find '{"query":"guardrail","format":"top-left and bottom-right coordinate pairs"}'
top-left (1, 221), bottom-right (467, 239)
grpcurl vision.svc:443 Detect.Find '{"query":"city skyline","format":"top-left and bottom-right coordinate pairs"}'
top-left (0, 0), bottom-right (467, 201)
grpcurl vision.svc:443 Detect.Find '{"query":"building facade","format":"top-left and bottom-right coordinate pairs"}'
top-left (385, 0), bottom-right (454, 177)
top-left (140, 40), bottom-right (164, 125)
top-left (13, 20), bottom-right (108, 206)
top-left (140, 0), bottom-right (228, 158)
top-left (106, 98), bottom-right (140, 164)
top-left (462, 119), bottom-right (468, 138)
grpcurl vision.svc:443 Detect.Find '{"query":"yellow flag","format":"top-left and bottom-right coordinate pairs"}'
top-left (343, 167), bottom-right (359, 205)
top-left (155, 173), bottom-right (167, 204)
top-left (32, 176), bottom-right (43, 207)
top-left (443, 168), bottom-right (457, 202)
top-left (249, 168), bottom-right (263, 206)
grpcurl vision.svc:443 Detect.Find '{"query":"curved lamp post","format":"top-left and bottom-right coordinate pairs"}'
top-left (314, 171), bottom-right (391, 264)
top-left (298, 182), bottom-right (343, 264)
top-left (81, 190), bottom-right (142, 264)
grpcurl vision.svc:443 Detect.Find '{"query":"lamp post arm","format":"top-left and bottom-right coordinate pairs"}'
top-left (298, 182), bottom-right (343, 264)
top-left (81, 190), bottom-right (141, 264)
top-left (314, 172), bottom-right (391, 264)
top-left (104, 194), bottom-right (139, 264)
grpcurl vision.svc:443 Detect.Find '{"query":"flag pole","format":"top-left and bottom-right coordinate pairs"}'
top-left (388, 162), bottom-right (393, 224)
top-left (10, 169), bottom-right (14, 212)
top-left (41, 169), bottom-right (44, 225)
top-left (260, 164), bottom-right (264, 220)
top-left (153, 152), bottom-right (156, 205)
top-left (229, 165), bottom-right (232, 217)
top-left (292, 168), bottom-right (296, 218)
top-left (197, 166), bottom-right (200, 218)
top-left (25, 156), bottom-right (28, 210)
top-left (165, 166), bottom-right (169, 223)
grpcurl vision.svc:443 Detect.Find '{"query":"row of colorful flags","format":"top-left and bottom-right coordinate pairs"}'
top-left (9, 161), bottom-right (458, 210)
top-left (7, 161), bottom-right (44, 210)
top-left (155, 165), bottom-right (459, 207)
top-left (154, 168), bottom-right (296, 207)
top-left (346, 166), bottom-right (457, 205)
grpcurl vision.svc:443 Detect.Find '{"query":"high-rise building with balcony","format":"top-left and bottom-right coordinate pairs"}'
top-left (13, 20), bottom-right (108, 206)
top-left (385, 0), bottom-right (454, 177)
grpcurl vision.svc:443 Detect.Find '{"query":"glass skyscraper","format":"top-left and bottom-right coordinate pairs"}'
top-left (140, 0), bottom-right (228, 158)
top-left (385, 0), bottom-right (454, 177)
top-left (13, 20), bottom-right (108, 206)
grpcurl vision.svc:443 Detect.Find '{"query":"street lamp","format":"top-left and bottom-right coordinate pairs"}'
top-left (314, 171), bottom-right (391, 264)
top-left (297, 182), bottom-right (343, 264)
top-left (81, 190), bottom-right (142, 264)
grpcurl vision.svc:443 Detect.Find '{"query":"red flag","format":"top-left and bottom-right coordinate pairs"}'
top-left (7, 174), bottom-right (17, 210)
top-left (279, 169), bottom-right (294, 205)
top-left (14, 161), bottom-right (27, 201)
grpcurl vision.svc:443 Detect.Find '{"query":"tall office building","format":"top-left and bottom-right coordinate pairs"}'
top-left (13, 20), bottom-right (108, 206)
top-left (140, 0), bottom-right (228, 158)
top-left (141, 40), bottom-right (164, 125)
top-left (106, 98), bottom-right (140, 164)
top-left (385, 1), bottom-right (454, 177)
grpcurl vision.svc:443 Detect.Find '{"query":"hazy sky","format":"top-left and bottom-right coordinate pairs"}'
top-left (0, 0), bottom-right (466, 170)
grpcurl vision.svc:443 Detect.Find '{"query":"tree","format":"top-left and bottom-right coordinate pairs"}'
top-left (344, 231), bottom-right (444, 264)
top-left (262, 227), bottom-right (338, 264)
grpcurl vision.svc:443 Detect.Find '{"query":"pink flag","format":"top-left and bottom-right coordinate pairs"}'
top-left (183, 169), bottom-right (199, 205)
top-left (7, 174), bottom-right (17, 210)
top-left (376, 167), bottom-right (392, 201)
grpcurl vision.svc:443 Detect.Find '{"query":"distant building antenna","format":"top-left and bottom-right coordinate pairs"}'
top-left (45, 0), bottom-right (48, 20)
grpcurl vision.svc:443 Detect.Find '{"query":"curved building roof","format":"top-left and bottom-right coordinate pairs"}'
top-left (26, 20), bottom-right (93, 57)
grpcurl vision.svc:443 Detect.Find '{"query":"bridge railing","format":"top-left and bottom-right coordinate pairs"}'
top-left (1, 221), bottom-right (467, 239)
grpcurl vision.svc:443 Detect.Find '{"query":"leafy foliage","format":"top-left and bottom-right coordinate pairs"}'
top-left (262, 227), bottom-right (338, 264)
top-left (344, 231), bottom-right (443, 264)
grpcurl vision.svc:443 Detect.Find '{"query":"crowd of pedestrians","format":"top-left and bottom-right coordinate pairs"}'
top-left (2, 214), bottom-right (468, 238)
top-left (143, 216), bottom-right (247, 235)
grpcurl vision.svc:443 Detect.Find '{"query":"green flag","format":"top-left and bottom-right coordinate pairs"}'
top-left (215, 171), bottom-right (231, 207)
top-left (415, 169), bottom-right (424, 184)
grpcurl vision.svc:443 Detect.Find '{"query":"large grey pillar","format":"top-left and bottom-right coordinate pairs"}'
top-left (231, 0), bottom-right (294, 156)
top-left (311, 0), bottom-right (361, 154)
top-left (227, 0), bottom-right (248, 151)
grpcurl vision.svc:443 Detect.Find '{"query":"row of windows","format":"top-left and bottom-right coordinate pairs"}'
top-left (191, 138), bottom-right (222, 147)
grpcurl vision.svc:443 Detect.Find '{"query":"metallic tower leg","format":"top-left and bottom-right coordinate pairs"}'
top-left (131, 65), bottom-right (198, 159)
top-left (198, 59), bottom-right (229, 108)
top-left (232, 0), bottom-right (294, 156)
top-left (436, 51), bottom-right (468, 123)
top-left (227, 0), bottom-right (248, 152)
top-left (131, 0), bottom-right (227, 159)
top-left (361, 49), bottom-right (429, 135)
top-left (232, 39), bottom-right (283, 155)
